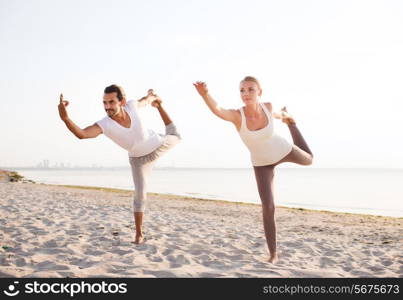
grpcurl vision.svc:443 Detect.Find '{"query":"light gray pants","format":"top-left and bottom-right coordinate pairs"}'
top-left (129, 123), bottom-right (181, 212)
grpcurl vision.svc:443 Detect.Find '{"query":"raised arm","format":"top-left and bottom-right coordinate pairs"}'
top-left (58, 93), bottom-right (102, 139)
top-left (193, 81), bottom-right (238, 123)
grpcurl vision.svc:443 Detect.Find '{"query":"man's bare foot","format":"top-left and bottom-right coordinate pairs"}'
top-left (280, 106), bottom-right (296, 125)
top-left (268, 252), bottom-right (279, 264)
top-left (146, 89), bottom-right (162, 108)
top-left (131, 235), bottom-right (145, 244)
top-left (151, 98), bottom-right (162, 108)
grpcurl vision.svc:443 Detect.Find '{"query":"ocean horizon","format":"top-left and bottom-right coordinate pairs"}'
top-left (3, 167), bottom-right (403, 218)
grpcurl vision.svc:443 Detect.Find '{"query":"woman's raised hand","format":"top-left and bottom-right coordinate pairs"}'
top-left (193, 81), bottom-right (209, 97)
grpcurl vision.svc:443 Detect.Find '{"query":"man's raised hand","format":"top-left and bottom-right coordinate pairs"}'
top-left (58, 93), bottom-right (70, 121)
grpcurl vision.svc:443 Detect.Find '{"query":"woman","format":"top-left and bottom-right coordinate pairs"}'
top-left (193, 76), bottom-right (313, 263)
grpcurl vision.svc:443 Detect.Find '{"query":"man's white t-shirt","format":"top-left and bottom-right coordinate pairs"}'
top-left (96, 100), bottom-right (163, 157)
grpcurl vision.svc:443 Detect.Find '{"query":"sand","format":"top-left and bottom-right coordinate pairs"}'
top-left (0, 170), bottom-right (10, 183)
top-left (0, 182), bottom-right (402, 278)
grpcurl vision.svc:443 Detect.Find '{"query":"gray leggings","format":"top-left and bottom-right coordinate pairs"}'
top-left (253, 124), bottom-right (313, 254)
top-left (129, 123), bottom-right (181, 212)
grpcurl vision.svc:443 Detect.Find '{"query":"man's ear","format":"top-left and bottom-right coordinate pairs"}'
top-left (121, 97), bottom-right (127, 106)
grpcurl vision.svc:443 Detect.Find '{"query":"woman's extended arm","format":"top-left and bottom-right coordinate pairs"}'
top-left (193, 81), bottom-right (238, 123)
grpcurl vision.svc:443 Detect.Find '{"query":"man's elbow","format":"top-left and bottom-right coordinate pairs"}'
top-left (76, 133), bottom-right (87, 139)
top-left (78, 133), bottom-right (99, 139)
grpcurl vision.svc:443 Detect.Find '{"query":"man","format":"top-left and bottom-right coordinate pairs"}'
top-left (58, 84), bottom-right (181, 244)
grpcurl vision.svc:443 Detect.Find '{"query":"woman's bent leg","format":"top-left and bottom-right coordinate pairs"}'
top-left (275, 124), bottom-right (313, 166)
top-left (288, 124), bottom-right (312, 156)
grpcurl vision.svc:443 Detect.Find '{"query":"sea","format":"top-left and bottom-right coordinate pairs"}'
top-left (8, 167), bottom-right (403, 218)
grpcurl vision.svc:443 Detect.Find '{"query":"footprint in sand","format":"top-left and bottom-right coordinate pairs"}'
top-left (199, 272), bottom-right (220, 277)
top-left (371, 250), bottom-right (384, 256)
top-left (212, 251), bottom-right (243, 261)
top-left (167, 254), bottom-right (190, 268)
top-left (136, 244), bottom-right (158, 255)
top-left (35, 261), bottom-right (70, 271)
top-left (142, 270), bottom-right (176, 278)
top-left (64, 229), bottom-right (82, 235)
top-left (14, 258), bottom-right (27, 267)
top-left (367, 265), bottom-right (386, 273)
top-left (58, 271), bottom-right (76, 278)
top-left (148, 255), bottom-right (163, 263)
top-left (43, 239), bottom-right (59, 248)
top-left (380, 260), bottom-right (393, 267)
top-left (203, 260), bottom-right (233, 270)
top-left (162, 248), bottom-right (174, 256)
top-left (41, 218), bottom-right (55, 226)
top-left (193, 254), bottom-right (212, 264)
top-left (84, 249), bottom-right (104, 256)
top-left (111, 248), bottom-right (133, 256)
top-left (319, 257), bottom-right (336, 267)
top-left (105, 265), bottom-right (128, 273)
top-left (69, 258), bottom-right (98, 269)
top-left (2, 227), bottom-right (16, 233)
top-left (189, 249), bottom-right (204, 256)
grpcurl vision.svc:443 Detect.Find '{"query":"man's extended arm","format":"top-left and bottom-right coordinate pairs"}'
top-left (58, 94), bottom-right (102, 139)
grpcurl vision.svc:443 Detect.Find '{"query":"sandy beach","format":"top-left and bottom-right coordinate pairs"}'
top-left (0, 181), bottom-right (402, 278)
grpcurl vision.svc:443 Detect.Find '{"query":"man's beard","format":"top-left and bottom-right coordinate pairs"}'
top-left (106, 109), bottom-right (117, 116)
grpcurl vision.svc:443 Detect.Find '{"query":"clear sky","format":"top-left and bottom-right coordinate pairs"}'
top-left (1, 0), bottom-right (402, 168)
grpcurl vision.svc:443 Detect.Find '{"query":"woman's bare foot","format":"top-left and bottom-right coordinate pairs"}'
top-left (131, 234), bottom-right (145, 244)
top-left (280, 106), bottom-right (296, 125)
top-left (268, 253), bottom-right (279, 264)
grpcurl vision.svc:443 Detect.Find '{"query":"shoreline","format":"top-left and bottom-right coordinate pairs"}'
top-left (1, 181), bottom-right (402, 277)
top-left (43, 183), bottom-right (403, 220)
top-left (4, 168), bottom-right (403, 219)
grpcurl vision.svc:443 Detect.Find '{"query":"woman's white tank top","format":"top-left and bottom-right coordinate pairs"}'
top-left (238, 102), bottom-right (292, 166)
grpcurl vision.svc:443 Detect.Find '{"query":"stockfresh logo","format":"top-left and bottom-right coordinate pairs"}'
top-left (3, 281), bottom-right (20, 297)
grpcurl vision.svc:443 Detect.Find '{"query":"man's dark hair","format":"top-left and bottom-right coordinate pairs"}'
top-left (104, 84), bottom-right (126, 101)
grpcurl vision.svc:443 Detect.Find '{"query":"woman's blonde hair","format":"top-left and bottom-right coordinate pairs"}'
top-left (240, 76), bottom-right (262, 91)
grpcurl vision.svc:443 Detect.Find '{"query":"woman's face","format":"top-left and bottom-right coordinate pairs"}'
top-left (239, 81), bottom-right (262, 105)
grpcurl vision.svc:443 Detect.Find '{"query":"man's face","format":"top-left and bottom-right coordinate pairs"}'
top-left (103, 92), bottom-right (122, 117)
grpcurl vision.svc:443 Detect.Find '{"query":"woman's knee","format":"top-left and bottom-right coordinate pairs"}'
top-left (302, 154), bottom-right (313, 166)
top-left (262, 201), bottom-right (276, 215)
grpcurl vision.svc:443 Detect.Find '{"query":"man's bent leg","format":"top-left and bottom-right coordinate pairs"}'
top-left (165, 123), bottom-right (181, 139)
top-left (156, 104), bottom-right (173, 126)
